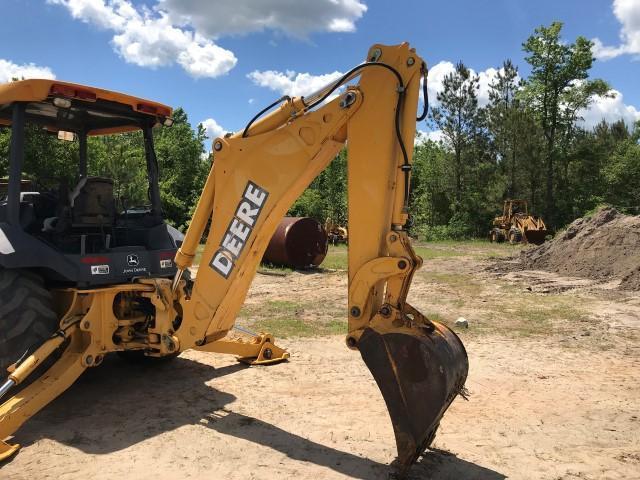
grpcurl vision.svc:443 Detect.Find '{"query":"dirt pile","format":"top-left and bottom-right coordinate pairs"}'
top-left (517, 207), bottom-right (640, 290)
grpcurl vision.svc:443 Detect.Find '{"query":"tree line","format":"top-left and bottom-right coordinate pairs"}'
top-left (1, 22), bottom-right (638, 239)
top-left (294, 22), bottom-right (640, 239)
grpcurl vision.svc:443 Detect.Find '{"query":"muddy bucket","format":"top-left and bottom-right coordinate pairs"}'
top-left (358, 321), bottom-right (468, 476)
top-left (523, 229), bottom-right (547, 245)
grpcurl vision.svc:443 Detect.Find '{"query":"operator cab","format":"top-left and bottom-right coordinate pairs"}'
top-left (0, 79), bottom-right (182, 286)
top-left (506, 199), bottom-right (528, 217)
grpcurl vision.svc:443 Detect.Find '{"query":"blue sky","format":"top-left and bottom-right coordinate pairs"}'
top-left (1, 0), bottom-right (639, 142)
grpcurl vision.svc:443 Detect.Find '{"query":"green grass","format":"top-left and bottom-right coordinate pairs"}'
top-left (190, 239), bottom-right (593, 342)
top-left (414, 263), bottom-right (588, 338)
top-left (250, 318), bottom-right (346, 338)
top-left (192, 239), bottom-right (516, 272)
top-left (238, 299), bottom-right (346, 338)
top-left (424, 311), bottom-right (448, 324)
top-left (241, 299), bottom-right (301, 317)
top-left (490, 298), bottom-right (586, 337)
top-left (321, 244), bottom-right (348, 270)
top-left (453, 288), bottom-right (589, 338)
top-left (419, 271), bottom-right (484, 297)
top-left (417, 239), bottom-right (521, 259)
top-left (258, 263), bottom-right (293, 275)
top-left (319, 243), bottom-right (470, 271)
top-left (319, 239), bottom-right (517, 272)
top-left (415, 239), bottom-right (481, 247)
top-left (413, 245), bottom-right (467, 260)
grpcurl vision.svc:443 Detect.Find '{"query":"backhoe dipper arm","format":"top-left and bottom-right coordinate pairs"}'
top-left (173, 43), bottom-right (468, 474)
top-left (175, 43), bottom-right (420, 346)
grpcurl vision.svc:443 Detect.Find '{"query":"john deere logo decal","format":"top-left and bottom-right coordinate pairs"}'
top-left (127, 254), bottom-right (139, 267)
top-left (210, 181), bottom-right (269, 278)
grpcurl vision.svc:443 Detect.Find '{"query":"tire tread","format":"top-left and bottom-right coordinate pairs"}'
top-left (0, 269), bottom-right (58, 373)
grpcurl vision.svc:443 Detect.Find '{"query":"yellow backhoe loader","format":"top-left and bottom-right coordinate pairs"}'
top-left (0, 43), bottom-right (468, 477)
top-left (325, 218), bottom-right (349, 245)
top-left (490, 199), bottom-right (548, 245)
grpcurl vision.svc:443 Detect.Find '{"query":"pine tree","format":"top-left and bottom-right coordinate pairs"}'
top-left (521, 21), bottom-right (610, 226)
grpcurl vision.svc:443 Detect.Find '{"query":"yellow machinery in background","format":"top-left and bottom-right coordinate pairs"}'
top-left (0, 43), bottom-right (468, 477)
top-left (325, 218), bottom-right (349, 245)
top-left (490, 199), bottom-right (548, 244)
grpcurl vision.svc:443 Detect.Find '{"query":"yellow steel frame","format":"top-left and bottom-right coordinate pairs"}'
top-left (174, 43), bottom-right (426, 348)
top-left (197, 334), bottom-right (290, 365)
top-left (0, 79), bottom-right (172, 134)
top-left (0, 42), bottom-right (436, 461)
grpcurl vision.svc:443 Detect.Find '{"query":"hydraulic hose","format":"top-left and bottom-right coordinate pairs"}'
top-left (243, 60), bottom-right (416, 214)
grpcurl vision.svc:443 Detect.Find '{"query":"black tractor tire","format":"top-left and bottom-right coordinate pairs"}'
top-left (495, 230), bottom-right (506, 243)
top-left (0, 269), bottom-right (59, 374)
top-left (508, 229), bottom-right (522, 244)
top-left (489, 230), bottom-right (498, 243)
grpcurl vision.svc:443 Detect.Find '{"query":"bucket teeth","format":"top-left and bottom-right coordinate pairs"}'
top-left (358, 322), bottom-right (468, 476)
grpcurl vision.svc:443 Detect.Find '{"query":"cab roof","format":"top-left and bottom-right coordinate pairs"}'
top-left (0, 79), bottom-right (173, 136)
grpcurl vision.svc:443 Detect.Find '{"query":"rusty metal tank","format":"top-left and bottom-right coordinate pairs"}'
top-left (263, 217), bottom-right (328, 269)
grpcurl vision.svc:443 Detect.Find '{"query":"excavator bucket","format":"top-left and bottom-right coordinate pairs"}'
top-left (523, 229), bottom-right (547, 245)
top-left (358, 321), bottom-right (468, 476)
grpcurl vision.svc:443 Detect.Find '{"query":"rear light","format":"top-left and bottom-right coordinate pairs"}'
top-left (50, 84), bottom-right (75, 97)
top-left (50, 84), bottom-right (97, 102)
top-left (58, 131), bottom-right (76, 141)
top-left (159, 251), bottom-right (175, 259)
top-left (76, 89), bottom-right (97, 100)
top-left (136, 103), bottom-right (171, 118)
top-left (136, 103), bottom-right (156, 114)
top-left (80, 256), bottom-right (110, 264)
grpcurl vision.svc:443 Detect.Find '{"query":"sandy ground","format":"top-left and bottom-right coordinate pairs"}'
top-left (2, 244), bottom-right (639, 480)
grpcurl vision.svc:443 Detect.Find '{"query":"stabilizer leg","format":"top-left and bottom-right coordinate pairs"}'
top-left (196, 332), bottom-right (289, 365)
top-left (0, 440), bottom-right (19, 462)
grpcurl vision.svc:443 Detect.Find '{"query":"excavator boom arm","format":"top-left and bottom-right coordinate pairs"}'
top-left (172, 42), bottom-right (468, 474)
top-left (175, 43), bottom-right (416, 346)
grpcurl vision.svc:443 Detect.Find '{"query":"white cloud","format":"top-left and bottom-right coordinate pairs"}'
top-left (247, 61), bottom-right (502, 111)
top-left (49, 0), bottom-right (367, 78)
top-left (48, 0), bottom-right (237, 78)
top-left (417, 129), bottom-right (444, 144)
top-left (426, 61), bottom-right (509, 108)
top-left (49, 0), bottom-right (128, 30)
top-left (0, 59), bottom-right (56, 83)
top-left (327, 17), bottom-right (358, 33)
top-left (247, 69), bottom-right (343, 97)
top-left (427, 60), bottom-right (639, 130)
top-left (425, 61), bottom-right (454, 107)
top-left (578, 89), bottom-right (640, 129)
top-left (249, 59), bottom-right (640, 134)
top-left (200, 118), bottom-right (226, 139)
top-left (477, 67), bottom-right (502, 106)
top-left (158, 0), bottom-right (366, 38)
top-left (593, 0), bottom-right (640, 60)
